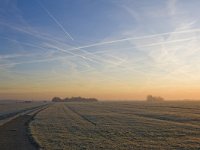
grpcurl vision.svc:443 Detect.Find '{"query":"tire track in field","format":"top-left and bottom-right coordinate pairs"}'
top-left (64, 104), bottom-right (96, 126)
top-left (132, 112), bottom-right (200, 129)
top-left (64, 104), bottom-right (116, 143)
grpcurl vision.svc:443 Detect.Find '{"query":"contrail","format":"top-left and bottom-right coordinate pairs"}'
top-left (45, 44), bottom-right (101, 64)
top-left (66, 28), bottom-right (200, 51)
top-left (0, 21), bottom-right (73, 46)
top-left (0, 34), bottom-right (122, 68)
top-left (134, 36), bottom-right (198, 49)
top-left (62, 36), bottom-right (199, 56)
top-left (0, 53), bottom-right (36, 59)
top-left (45, 42), bottom-right (128, 67)
top-left (0, 56), bottom-right (75, 68)
top-left (0, 18), bottom-right (125, 68)
top-left (0, 22), bottom-right (120, 67)
top-left (82, 36), bottom-right (200, 56)
top-left (68, 46), bottom-right (126, 66)
top-left (49, 36), bottom-right (199, 68)
top-left (0, 36), bottom-right (49, 51)
top-left (37, 0), bottom-right (74, 40)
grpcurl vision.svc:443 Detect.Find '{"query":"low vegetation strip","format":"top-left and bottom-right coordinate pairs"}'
top-left (27, 104), bottom-right (51, 149)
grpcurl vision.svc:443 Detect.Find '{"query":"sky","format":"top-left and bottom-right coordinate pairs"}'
top-left (1, 0), bottom-right (200, 100)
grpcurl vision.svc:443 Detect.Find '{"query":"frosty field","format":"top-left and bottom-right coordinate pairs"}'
top-left (0, 101), bottom-right (48, 124)
top-left (30, 101), bottom-right (200, 150)
top-left (0, 101), bottom-right (46, 114)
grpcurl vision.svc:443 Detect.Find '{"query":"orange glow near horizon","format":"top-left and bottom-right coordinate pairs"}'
top-left (1, 82), bottom-right (200, 101)
top-left (1, 1), bottom-right (200, 101)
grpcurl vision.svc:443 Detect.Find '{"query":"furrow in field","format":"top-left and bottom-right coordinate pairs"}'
top-left (65, 104), bottom-right (97, 126)
top-left (132, 113), bottom-right (200, 129)
top-left (64, 104), bottom-right (117, 143)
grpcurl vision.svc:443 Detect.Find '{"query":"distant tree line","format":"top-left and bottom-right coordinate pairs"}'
top-left (146, 95), bottom-right (164, 102)
top-left (52, 96), bottom-right (98, 102)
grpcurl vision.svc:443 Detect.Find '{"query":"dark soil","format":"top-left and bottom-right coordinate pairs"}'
top-left (0, 115), bottom-right (38, 150)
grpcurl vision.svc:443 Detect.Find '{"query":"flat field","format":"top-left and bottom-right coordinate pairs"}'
top-left (0, 100), bottom-right (48, 121)
top-left (31, 101), bottom-right (200, 150)
top-left (0, 101), bottom-right (45, 115)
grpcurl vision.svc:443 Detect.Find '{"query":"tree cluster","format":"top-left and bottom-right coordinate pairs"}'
top-left (52, 96), bottom-right (98, 102)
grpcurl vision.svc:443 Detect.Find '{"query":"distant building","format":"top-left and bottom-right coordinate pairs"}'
top-left (146, 95), bottom-right (164, 102)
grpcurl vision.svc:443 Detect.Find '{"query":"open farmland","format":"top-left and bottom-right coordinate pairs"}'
top-left (0, 101), bottom-right (47, 114)
top-left (30, 101), bottom-right (200, 150)
top-left (0, 100), bottom-right (48, 125)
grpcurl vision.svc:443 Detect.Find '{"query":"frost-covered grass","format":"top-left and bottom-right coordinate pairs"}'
top-left (31, 101), bottom-right (200, 150)
top-left (0, 101), bottom-right (48, 118)
top-left (0, 100), bottom-right (46, 120)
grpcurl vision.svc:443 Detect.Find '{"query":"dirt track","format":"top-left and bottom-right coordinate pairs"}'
top-left (0, 114), bottom-right (38, 150)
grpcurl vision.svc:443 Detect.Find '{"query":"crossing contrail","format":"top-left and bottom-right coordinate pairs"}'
top-left (66, 28), bottom-right (200, 51)
top-left (38, 0), bottom-right (74, 40)
top-left (64, 36), bottom-right (199, 55)
top-left (48, 36), bottom-right (200, 68)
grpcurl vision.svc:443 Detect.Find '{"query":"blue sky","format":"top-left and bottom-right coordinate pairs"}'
top-left (1, 0), bottom-right (200, 100)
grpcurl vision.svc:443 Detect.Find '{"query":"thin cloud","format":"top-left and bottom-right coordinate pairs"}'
top-left (37, 0), bottom-right (74, 40)
top-left (66, 28), bottom-right (200, 52)
top-left (0, 21), bottom-right (71, 45)
top-left (0, 36), bottom-right (48, 51)
top-left (0, 56), bottom-right (74, 68)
